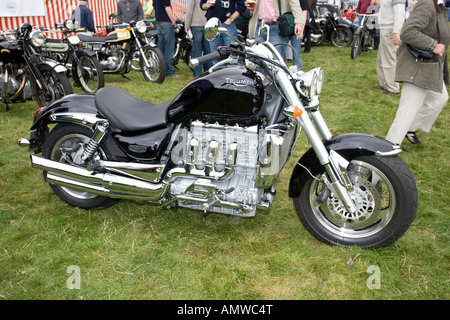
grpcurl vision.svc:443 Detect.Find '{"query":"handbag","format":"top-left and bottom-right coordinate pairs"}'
top-left (277, 1), bottom-right (295, 37)
top-left (406, 44), bottom-right (434, 60)
top-left (406, 8), bottom-right (440, 61)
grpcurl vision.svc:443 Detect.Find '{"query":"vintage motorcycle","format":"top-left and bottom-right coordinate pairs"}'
top-left (40, 19), bottom-right (105, 94)
top-left (0, 23), bottom-right (73, 111)
top-left (173, 18), bottom-right (193, 70)
top-left (310, 4), bottom-right (354, 47)
top-left (79, 20), bottom-right (166, 83)
top-left (351, 14), bottom-right (379, 59)
top-left (18, 18), bottom-right (417, 249)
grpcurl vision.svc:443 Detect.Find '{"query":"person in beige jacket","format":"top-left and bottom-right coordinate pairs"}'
top-left (246, 0), bottom-right (305, 61)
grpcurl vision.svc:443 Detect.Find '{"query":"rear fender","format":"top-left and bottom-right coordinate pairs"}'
top-left (288, 133), bottom-right (401, 198)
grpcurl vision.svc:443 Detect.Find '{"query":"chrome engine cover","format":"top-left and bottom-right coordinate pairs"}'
top-left (167, 120), bottom-right (296, 217)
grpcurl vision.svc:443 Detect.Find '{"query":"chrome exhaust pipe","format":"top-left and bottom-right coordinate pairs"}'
top-left (31, 155), bottom-right (167, 201)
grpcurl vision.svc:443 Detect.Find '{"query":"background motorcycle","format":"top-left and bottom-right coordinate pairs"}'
top-left (310, 3), bottom-right (354, 47)
top-left (40, 19), bottom-right (105, 94)
top-left (351, 14), bottom-right (379, 59)
top-left (80, 20), bottom-right (166, 83)
top-left (0, 23), bottom-right (73, 111)
top-left (173, 18), bottom-right (193, 70)
top-left (19, 18), bottom-right (417, 249)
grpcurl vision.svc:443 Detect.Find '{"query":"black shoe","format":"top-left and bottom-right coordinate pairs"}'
top-left (405, 131), bottom-right (421, 144)
top-left (383, 90), bottom-right (398, 95)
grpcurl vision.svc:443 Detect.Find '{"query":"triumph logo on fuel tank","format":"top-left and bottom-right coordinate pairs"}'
top-left (224, 77), bottom-right (255, 87)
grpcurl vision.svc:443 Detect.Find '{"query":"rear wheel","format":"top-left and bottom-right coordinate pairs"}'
top-left (30, 64), bottom-right (73, 108)
top-left (293, 155), bottom-right (417, 248)
top-left (140, 46), bottom-right (166, 83)
top-left (72, 52), bottom-right (104, 94)
top-left (42, 123), bottom-right (118, 209)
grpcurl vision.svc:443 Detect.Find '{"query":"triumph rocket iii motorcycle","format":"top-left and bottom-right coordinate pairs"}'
top-left (0, 23), bottom-right (73, 111)
top-left (18, 18), bottom-right (417, 249)
top-left (79, 20), bottom-right (166, 83)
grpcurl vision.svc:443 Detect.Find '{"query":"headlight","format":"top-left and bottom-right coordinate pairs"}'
top-left (294, 67), bottom-right (323, 99)
top-left (136, 20), bottom-right (147, 34)
top-left (30, 30), bottom-right (46, 47)
top-left (64, 19), bottom-right (75, 31)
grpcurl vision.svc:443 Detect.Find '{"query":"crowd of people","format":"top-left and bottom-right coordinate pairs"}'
top-left (70, 0), bottom-right (448, 146)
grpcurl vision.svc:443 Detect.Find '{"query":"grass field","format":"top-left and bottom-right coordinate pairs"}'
top-left (0, 44), bottom-right (448, 300)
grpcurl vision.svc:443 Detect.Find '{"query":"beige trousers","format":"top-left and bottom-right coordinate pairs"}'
top-left (377, 28), bottom-right (400, 93)
top-left (386, 82), bottom-right (448, 145)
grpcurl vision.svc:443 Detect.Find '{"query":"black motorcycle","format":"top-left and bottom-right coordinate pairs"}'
top-left (18, 18), bottom-right (417, 249)
top-left (40, 20), bottom-right (105, 94)
top-left (310, 4), bottom-right (354, 48)
top-left (173, 18), bottom-right (193, 70)
top-left (0, 23), bottom-right (73, 111)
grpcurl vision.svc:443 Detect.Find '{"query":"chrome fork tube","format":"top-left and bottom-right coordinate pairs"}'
top-left (276, 71), bottom-right (357, 214)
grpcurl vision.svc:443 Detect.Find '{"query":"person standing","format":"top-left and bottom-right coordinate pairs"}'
top-left (288, 0), bottom-right (308, 70)
top-left (144, 0), bottom-right (156, 23)
top-left (185, 0), bottom-right (213, 77)
top-left (376, 0), bottom-right (405, 94)
top-left (117, 0), bottom-right (145, 24)
top-left (71, 0), bottom-right (95, 34)
top-left (246, 0), bottom-right (305, 62)
top-left (154, 0), bottom-right (178, 77)
top-left (303, 0), bottom-right (318, 53)
top-left (386, 0), bottom-right (449, 145)
top-left (200, 0), bottom-right (247, 52)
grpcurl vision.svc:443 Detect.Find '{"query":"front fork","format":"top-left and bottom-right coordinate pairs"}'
top-left (278, 73), bottom-right (358, 214)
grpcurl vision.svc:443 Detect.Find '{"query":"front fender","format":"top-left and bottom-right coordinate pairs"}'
top-left (288, 133), bottom-right (401, 198)
top-left (41, 59), bottom-right (67, 73)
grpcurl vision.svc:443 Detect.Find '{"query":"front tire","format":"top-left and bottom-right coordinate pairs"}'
top-left (140, 46), bottom-right (166, 83)
top-left (331, 27), bottom-right (352, 47)
top-left (351, 31), bottom-right (364, 59)
top-left (30, 64), bottom-right (73, 109)
top-left (293, 156), bottom-right (417, 248)
top-left (42, 123), bottom-right (118, 209)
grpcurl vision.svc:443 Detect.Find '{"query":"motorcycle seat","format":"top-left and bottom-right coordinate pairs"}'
top-left (77, 34), bottom-right (106, 43)
top-left (95, 87), bottom-right (170, 132)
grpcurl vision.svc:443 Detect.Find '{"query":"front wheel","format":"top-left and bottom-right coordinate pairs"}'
top-left (293, 155), bottom-right (417, 248)
top-left (351, 31), bottom-right (364, 59)
top-left (30, 64), bottom-right (73, 109)
top-left (72, 52), bottom-right (105, 94)
top-left (140, 46), bottom-right (166, 83)
top-left (331, 27), bottom-right (353, 47)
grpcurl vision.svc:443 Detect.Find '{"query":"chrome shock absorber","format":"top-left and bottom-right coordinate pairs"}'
top-left (80, 121), bottom-right (109, 164)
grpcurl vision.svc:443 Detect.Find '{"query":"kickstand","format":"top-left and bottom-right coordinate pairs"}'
top-left (121, 74), bottom-right (132, 81)
top-left (4, 102), bottom-right (11, 112)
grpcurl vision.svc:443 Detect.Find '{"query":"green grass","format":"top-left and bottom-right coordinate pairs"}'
top-left (0, 45), bottom-right (448, 300)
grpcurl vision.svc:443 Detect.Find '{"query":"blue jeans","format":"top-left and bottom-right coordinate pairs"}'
top-left (157, 21), bottom-right (176, 76)
top-left (289, 35), bottom-right (303, 70)
top-left (254, 21), bottom-right (289, 62)
top-left (191, 26), bottom-right (212, 76)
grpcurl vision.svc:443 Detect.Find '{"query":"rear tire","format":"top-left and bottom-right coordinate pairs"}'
top-left (331, 27), bottom-right (352, 47)
top-left (42, 123), bottom-right (118, 209)
top-left (72, 52), bottom-right (104, 94)
top-left (293, 155), bottom-right (417, 248)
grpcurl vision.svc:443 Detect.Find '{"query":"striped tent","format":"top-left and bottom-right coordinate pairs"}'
top-left (0, 0), bottom-right (187, 38)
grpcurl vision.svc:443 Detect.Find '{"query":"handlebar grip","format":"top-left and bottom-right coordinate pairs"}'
top-left (189, 51), bottom-right (222, 68)
top-left (189, 48), bottom-right (231, 68)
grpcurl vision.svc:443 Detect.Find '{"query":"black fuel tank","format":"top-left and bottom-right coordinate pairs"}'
top-left (167, 67), bottom-right (265, 124)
